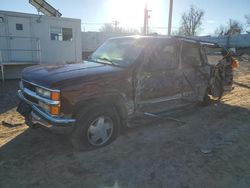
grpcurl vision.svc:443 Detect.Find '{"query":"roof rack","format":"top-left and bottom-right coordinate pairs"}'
top-left (173, 35), bottom-right (219, 47)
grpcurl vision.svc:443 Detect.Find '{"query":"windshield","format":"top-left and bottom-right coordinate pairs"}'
top-left (90, 38), bottom-right (144, 66)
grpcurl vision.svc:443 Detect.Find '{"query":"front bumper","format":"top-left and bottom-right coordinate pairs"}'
top-left (17, 90), bottom-right (75, 130)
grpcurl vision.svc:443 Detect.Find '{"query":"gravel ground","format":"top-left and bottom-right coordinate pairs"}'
top-left (0, 63), bottom-right (250, 188)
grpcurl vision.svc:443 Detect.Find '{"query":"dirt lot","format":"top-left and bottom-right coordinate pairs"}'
top-left (0, 63), bottom-right (250, 188)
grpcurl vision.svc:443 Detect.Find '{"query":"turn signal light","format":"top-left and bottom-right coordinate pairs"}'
top-left (51, 92), bottom-right (60, 101)
top-left (50, 106), bottom-right (60, 116)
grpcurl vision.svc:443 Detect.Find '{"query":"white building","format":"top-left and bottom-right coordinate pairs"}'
top-left (0, 10), bottom-right (82, 79)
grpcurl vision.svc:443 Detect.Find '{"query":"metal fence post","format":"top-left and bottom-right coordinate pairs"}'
top-left (0, 50), bottom-right (4, 82)
top-left (37, 38), bottom-right (41, 64)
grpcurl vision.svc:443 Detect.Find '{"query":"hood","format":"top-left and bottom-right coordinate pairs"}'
top-left (22, 61), bottom-right (125, 89)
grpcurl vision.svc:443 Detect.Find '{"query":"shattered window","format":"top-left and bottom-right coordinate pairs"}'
top-left (146, 40), bottom-right (177, 70)
top-left (204, 47), bottom-right (223, 65)
top-left (182, 43), bottom-right (202, 67)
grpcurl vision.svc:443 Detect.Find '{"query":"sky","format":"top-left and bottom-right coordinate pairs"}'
top-left (1, 0), bottom-right (250, 35)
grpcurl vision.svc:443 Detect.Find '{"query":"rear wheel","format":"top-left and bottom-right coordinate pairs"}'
top-left (71, 106), bottom-right (120, 150)
top-left (209, 68), bottom-right (223, 100)
top-left (200, 92), bottom-right (211, 106)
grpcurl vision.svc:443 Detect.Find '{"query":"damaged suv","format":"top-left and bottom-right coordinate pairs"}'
top-left (17, 36), bottom-right (228, 149)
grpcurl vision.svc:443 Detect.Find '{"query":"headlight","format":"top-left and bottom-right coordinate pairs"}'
top-left (36, 87), bottom-right (51, 98)
top-left (36, 86), bottom-right (61, 115)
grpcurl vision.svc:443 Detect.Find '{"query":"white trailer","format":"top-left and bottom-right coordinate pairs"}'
top-left (0, 10), bottom-right (82, 80)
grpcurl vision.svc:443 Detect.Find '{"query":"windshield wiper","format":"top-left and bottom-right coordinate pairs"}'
top-left (87, 57), bottom-right (126, 68)
top-left (97, 57), bottom-right (115, 65)
top-left (97, 57), bottom-right (126, 67)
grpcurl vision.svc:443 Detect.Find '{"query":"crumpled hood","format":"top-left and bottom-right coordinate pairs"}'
top-left (22, 61), bottom-right (124, 89)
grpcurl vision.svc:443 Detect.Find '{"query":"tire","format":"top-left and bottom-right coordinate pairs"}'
top-left (71, 105), bottom-right (120, 151)
top-left (209, 69), bottom-right (223, 100)
top-left (210, 79), bottom-right (223, 101)
top-left (200, 93), bottom-right (211, 106)
top-left (197, 87), bottom-right (211, 107)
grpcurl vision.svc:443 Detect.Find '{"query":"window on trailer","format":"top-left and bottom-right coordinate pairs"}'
top-left (16, 23), bottom-right (23, 30)
top-left (62, 28), bottom-right (73, 41)
top-left (50, 27), bottom-right (73, 41)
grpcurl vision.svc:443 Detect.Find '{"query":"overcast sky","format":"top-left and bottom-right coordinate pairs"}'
top-left (1, 0), bottom-right (250, 35)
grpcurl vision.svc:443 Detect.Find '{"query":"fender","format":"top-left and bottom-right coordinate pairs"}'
top-left (72, 91), bottom-right (135, 121)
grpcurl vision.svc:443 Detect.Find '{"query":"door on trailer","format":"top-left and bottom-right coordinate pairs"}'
top-left (135, 38), bottom-right (183, 114)
top-left (7, 16), bottom-right (33, 62)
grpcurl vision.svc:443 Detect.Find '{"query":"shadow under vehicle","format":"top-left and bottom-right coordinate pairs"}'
top-left (16, 35), bottom-right (232, 150)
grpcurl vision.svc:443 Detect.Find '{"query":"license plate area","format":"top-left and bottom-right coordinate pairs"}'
top-left (17, 101), bottom-right (32, 117)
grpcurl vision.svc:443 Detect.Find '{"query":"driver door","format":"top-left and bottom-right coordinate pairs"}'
top-left (135, 39), bottom-right (183, 114)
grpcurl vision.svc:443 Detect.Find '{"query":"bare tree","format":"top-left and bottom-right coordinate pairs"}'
top-left (214, 19), bottom-right (243, 36)
top-left (245, 14), bottom-right (250, 25)
top-left (178, 5), bottom-right (205, 36)
top-left (99, 23), bottom-right (116, 33)
top-left (245, 14), bottom-right (250, 33)
top-left (99, 23), bottom-right (139, 34)
top-left (226, 19), bottom-right (243, 35)
top-left (214, 25), bottom-right (227, 36)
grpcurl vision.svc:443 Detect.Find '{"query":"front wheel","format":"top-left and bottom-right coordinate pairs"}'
top-left (71, 106), bottom-right (120, 150)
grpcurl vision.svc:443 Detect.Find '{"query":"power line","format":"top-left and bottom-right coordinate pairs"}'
top-left (81, 22), bottom-right (179, 32)
top-left (81, 22), bottom-right (111, 25)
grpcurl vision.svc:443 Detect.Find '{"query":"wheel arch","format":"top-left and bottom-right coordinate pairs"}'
top-left (72, 93), bottom-right (130, 124)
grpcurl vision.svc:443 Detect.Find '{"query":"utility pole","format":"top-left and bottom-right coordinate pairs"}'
top-left (168, 0), bottom-right (173, 35)
top-left (113, 20), bottom-right (119, 32)
top-left (143, 3), bottom-right (148, 35)
top-left (143, 3), bottom-right (151, 35)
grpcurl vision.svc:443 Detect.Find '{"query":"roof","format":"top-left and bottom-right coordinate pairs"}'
top-left (109, 35), bottom-right (219, 47)
top-left (173, 36), bottom-right (219, 47)
top-left (0, 10), bottom-right (81, 23)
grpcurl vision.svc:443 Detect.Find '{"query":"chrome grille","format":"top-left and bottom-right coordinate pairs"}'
top-left (23, 92), bottom-right (38, 104)
top-left (23, 80), bottom-right (36, 92)
top-left (20, 80), bottom-right (60, 106)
